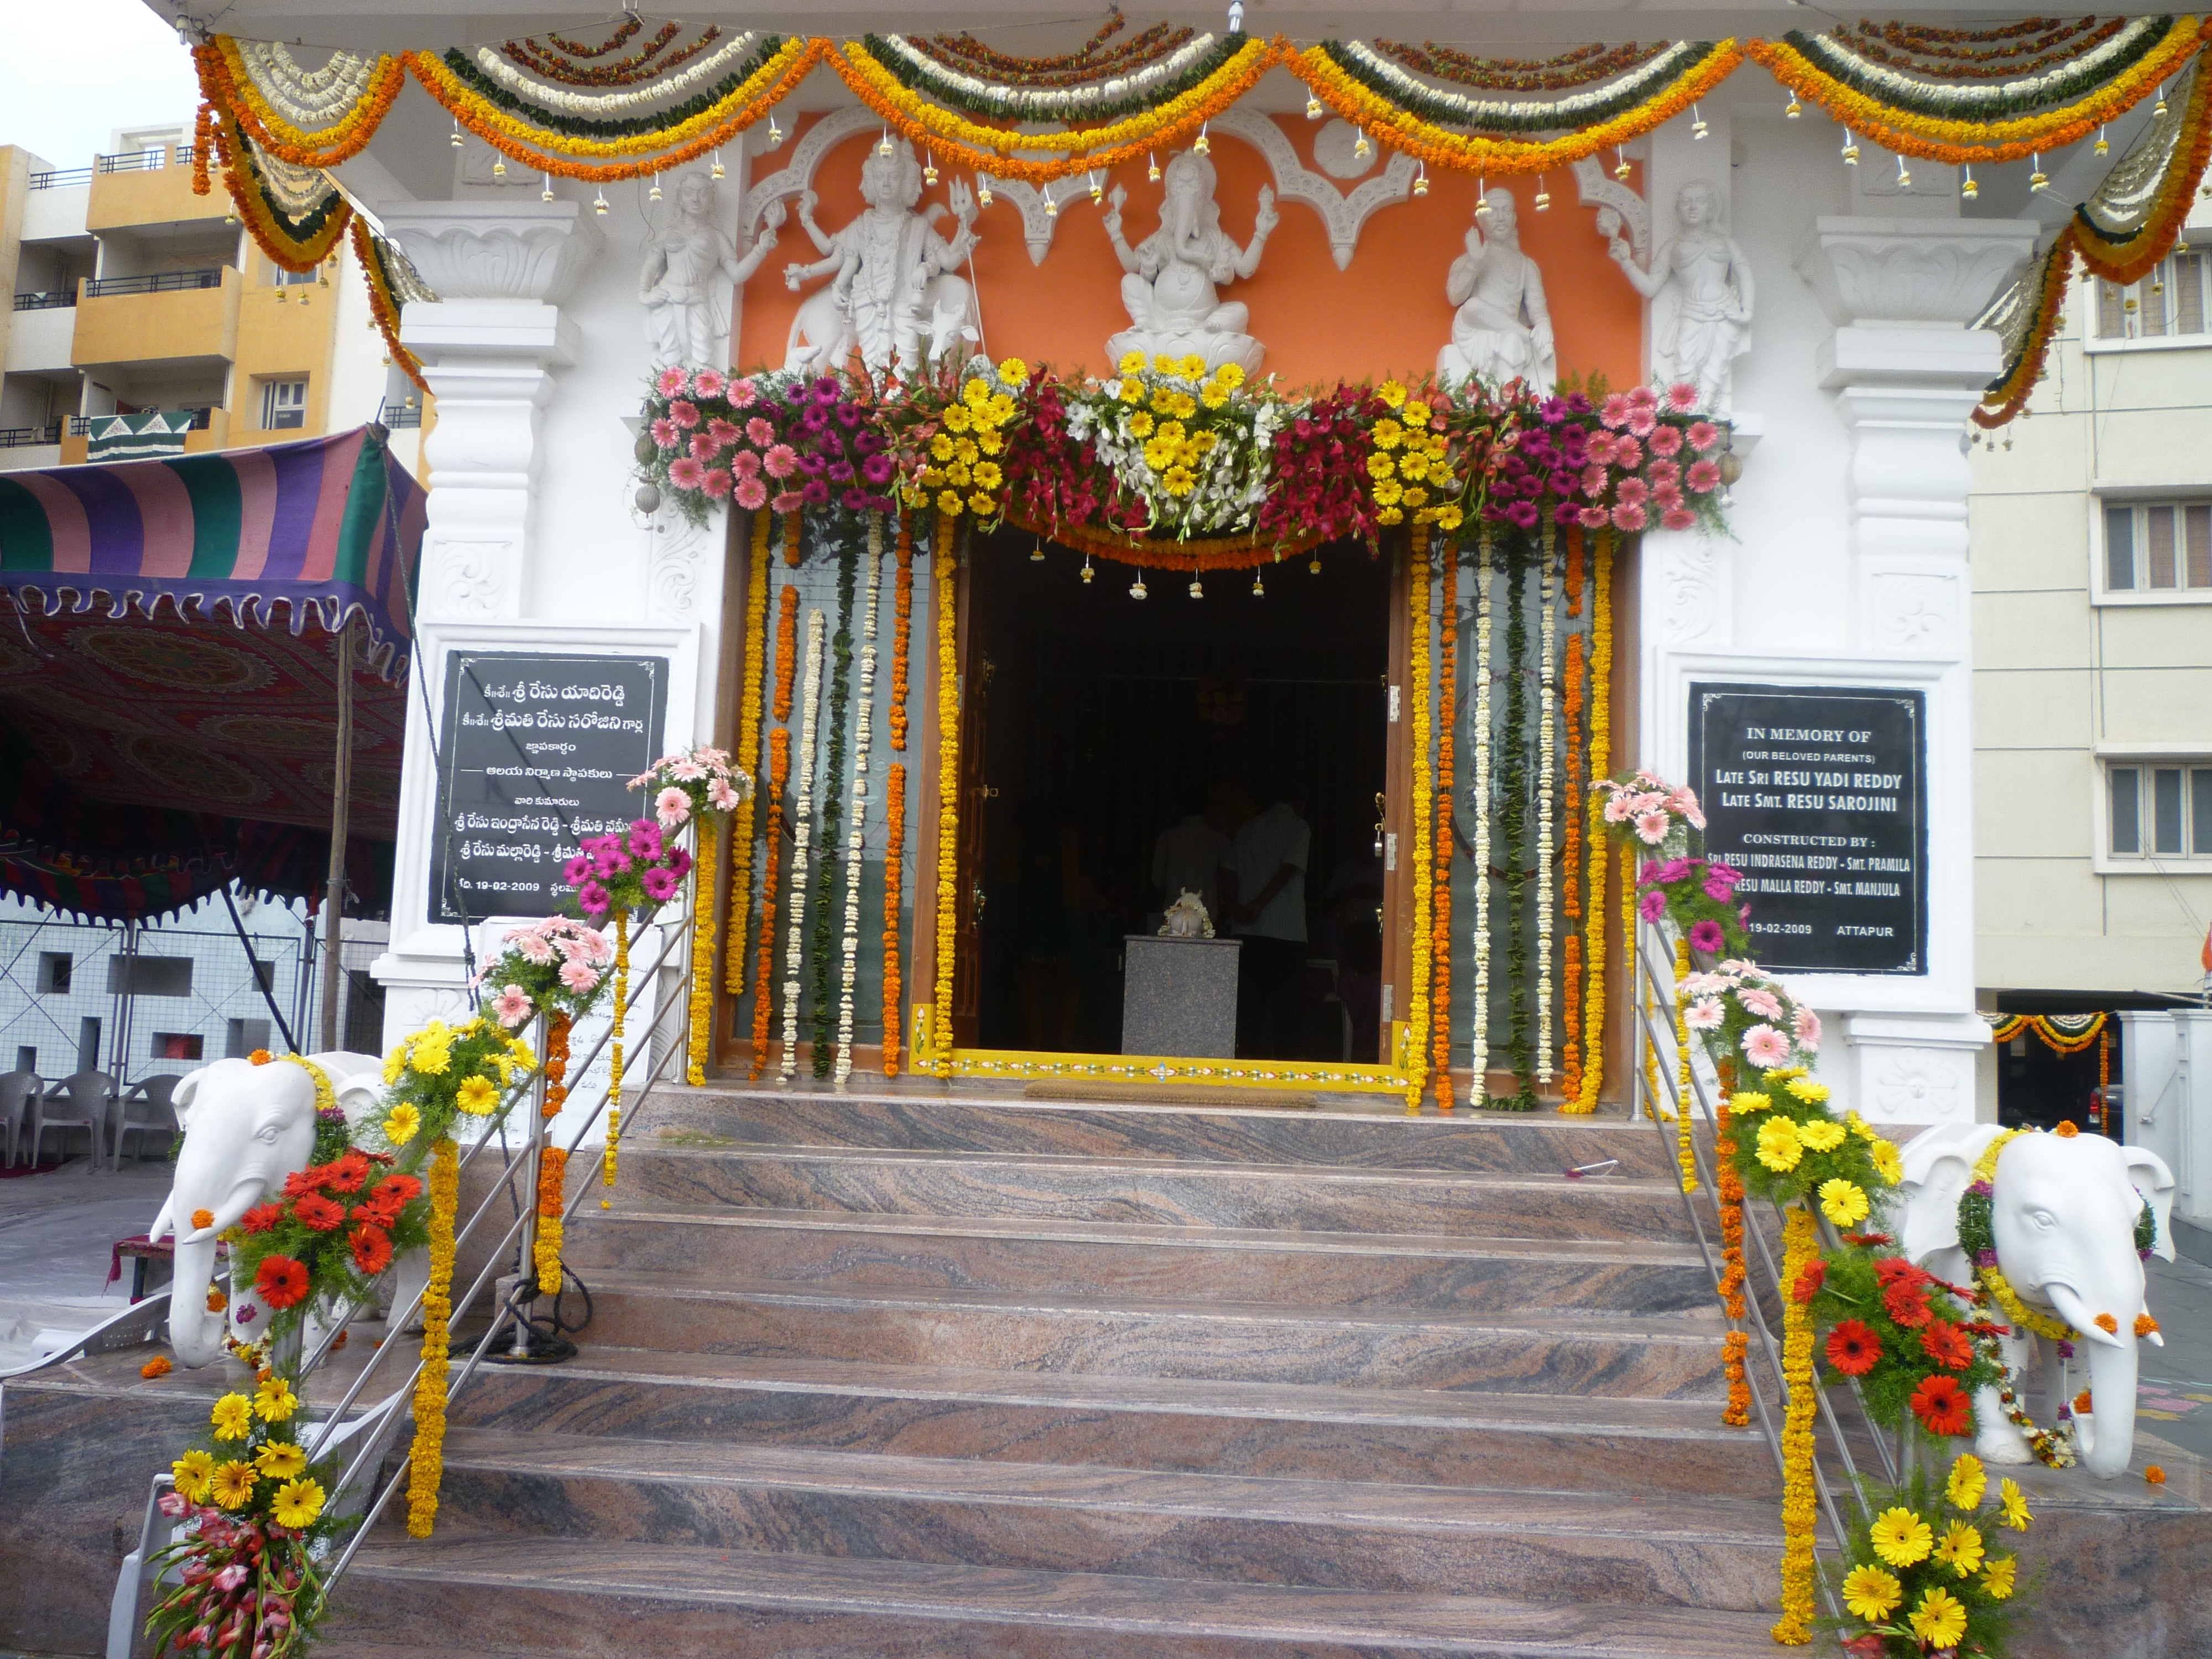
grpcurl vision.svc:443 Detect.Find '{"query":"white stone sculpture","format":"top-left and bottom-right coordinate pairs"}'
top-left (1160, 890), bottom-right (1215, 938)
top-left (1894, 1124), bottom-right (2177, 1478)
top-left (149, 1054), bottom-right (431, 1368)
top-left (1103, 150), bottom-right (1276, 376)
top-left (639, 173), bottom-right (785, 368)
top-left (782, 138), bottom-right (980, 379)
top-left (1438, 189), bottom-right (1556, 394)
top-left (1607, 181), bottom-right (1754, 409)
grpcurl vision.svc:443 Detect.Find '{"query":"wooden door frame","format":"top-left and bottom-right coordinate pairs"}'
top-left (1379, 536), bottom-right (1414, 1067)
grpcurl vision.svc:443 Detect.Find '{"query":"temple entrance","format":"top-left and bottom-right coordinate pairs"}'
top-left (956, 530), bottom-right (1392, 1064)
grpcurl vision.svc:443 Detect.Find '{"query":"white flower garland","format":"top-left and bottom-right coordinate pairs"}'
top-left (779, 608), bottom-right (826, 1082)
top-left (236, 41), bottom-right (382, 124)
top-left (835, 517), bottom-right (883, 1083)
top-left (1801, 16), bottom-right (2163, 115)
top-left (1468, 532), bottom-right (1493, 1108)
top-left (471, 31), bottom-right (762, 116)
top-left (877, 32), bottom-right (1222, 121)
top-left (1342, 39), bottom-right (1702, 128)
top-left (1537, 526), bottom-right (1557, 1084)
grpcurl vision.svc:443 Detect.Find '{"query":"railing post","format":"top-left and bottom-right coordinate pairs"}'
top-left (507, 1009), bottom-right (550, 1359)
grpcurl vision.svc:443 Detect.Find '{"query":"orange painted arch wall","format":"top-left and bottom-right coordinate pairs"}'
top-left (735, 114), bottom-right (1644, 392)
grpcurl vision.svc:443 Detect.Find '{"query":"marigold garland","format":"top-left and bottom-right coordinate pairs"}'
top-left (1714, 1081), bottom-right (1750, 1428)
top-left (202, 103), bottom-right (352, 275)
top-left (932, 510), bottom-right (962, 1076)
top-left (200, 39), bottom-right (403, 169)
top-left (403, 1135), bottom-right (458, 1537)
top-left (883, 760), bottom-right (907, 1076)
top-left (1431, 543), bottom-right (1457, 1108)
top-left (726, 514), bottom-right (773, 997)
top-left (350, 220), bottom-right (429, 395)
top-left (1673, 935), bottom-right (1698, 1194)
top-left (1405, 526), bottom-right (1435, 1113)
top-left (890, 513), bottom-right (915, 753)
top-left (602, 914), bottom-right (628, 1208)
top-left (1568, 536), bottom-right (1615, 1115)
top-left (1773, 1202), bottom-right (1821, 1644)
top-left (1008, 515), bottom-right (1331, 572)
top-left (685, 816), bottom-right (719, 1084)
top-left (750, 723), bottom-right (792, 1078)
top-left (533, 1146), bottom-right (567, 1295)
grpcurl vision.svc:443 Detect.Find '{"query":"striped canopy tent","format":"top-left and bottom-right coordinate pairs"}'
top-left (0, 426), bottom-right (425, 920)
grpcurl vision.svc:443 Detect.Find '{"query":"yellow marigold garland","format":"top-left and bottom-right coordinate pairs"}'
top-left (534, 1011), bottom-right (571, 1296)
top-left (201, 39), bottom-right (403, 169)
top-left (726, 513), bottom-right (772, 997)
top-left (1568, 536), bottom-right (1614, 1114)
top-left (1773, 1202), bottom-right (1821, 1644)
top-left (404, 1135), bottom-right (458, 1538)
top-left (932, 510), bottom-right (962, 1076)
top-left (1405, 527), bottom-right (1435, 1112)
top-left (883, 761), bottom-right (907, 1076)
top-left (1714, 1082), bottom-right (1750, 1428)
top-left (602, 914), bottom-right (627, 1209)
top-left (349, 220), bottom-right (429, 394)
top-left (1673, 935), bottom-right (1697, 1194)
top-left (1290, 38), bottom-right (1743, 175)
top-left (684, 816), bottom-right (718, 1084)
top-left (201, 103), bottom-right (353, 274)
top-left (1431, 541), bottom-right (1457, 1108)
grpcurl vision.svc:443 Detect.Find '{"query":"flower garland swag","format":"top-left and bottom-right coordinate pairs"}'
top-left (406, 1135), bottom-right (459, 1538)
top-left (197, 100), bottom-right (352, 274)
top-left (752, 562), bottom-right (802, 1077)
top-left (810, 536), bottom-right (860, 1076)
top-left (1497, 539), bottom-right (1536, 1108)
top-left (1536, 524), bottom-right (1558, 1088)
top-left (625, 746), bottom-right (752, 1084)
top-left (1714, 1086), bottom-right (1750, 1428)
top-left (1431, 539), bottom-right (1457, 1108)
top-left (1773, 1198), bottom-right (1820, 1645)
top-left (535, 1015), bottom-right (569, 1293)
top-left (1671, 935), bottom-right (1698, 1194)
top-left (348, 220), bottom-right (428, 395)
top-left (781, 608), bottom-right (829, 1082)
top-left (835, 517), bottom-right (884, 1083)
top-left (1559, 528), bottom-right (1588, 1100)
top-left (883, 514), bottom-right (914, 1076)
top-left (932, 510), bottom-right (962, 1076)
top-left (1467, 531), bottom-right (1494, 1108)
top-left (1405, 525), bottom-right (1435, 1112)
top-left (727, 512), bottom-right (774, 999)
top-left (1568, 533), bottom-right (1614, 1114)
top-left (1985, 1011), bottom-right (2107, 1055)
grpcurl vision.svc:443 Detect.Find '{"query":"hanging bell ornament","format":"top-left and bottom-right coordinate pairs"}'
top-left (2095, 127), bottom-right (2110, 157)
top-left (924, 153), bottom-right (938, 185)
top-left (1194, 124), bottom-right (1211, 156)
top-left (635, 483), bottom-right (662, 514)
top-left (1080, 554), bottom-right (1094, 584)
top-left (1147, 153), bottom-right (1162, 182)
top-left (1250, 570), bottom-right (1265, 597)
top-left (649, 176), bottom-right (662, 202)
top-left (541, 174), bottom-right (555, 202)
top-left (1785, 95), bottom-right (1802, 119)
top-left (977, 176), bottom-right (994, 207)
top-left (1413, 167), bottom-right (1428, 198)
top-left (1188, 577), bottom-right (1204, 599)
top-left (1353, 128), bottom-right (1370, 161)
top-left (1614, 148), bottom-right (1631, 182)
top-left (492, 157), bottom-right (507, 178)
top-left (711, 152), bottom-right (726, 180)
top-left (1130, 575), bottom-right (1148, 599)
top-left (635, 433), bottom-right (658, 464)
top-left (766, 116), bottom-right (783, 148)
top-left (1305, 93), bottom-right (1323, 120)
top-left (1533, 177), bottom-right (1551, 212)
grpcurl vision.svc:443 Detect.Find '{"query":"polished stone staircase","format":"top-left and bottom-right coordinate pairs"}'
top-left (324, 1086), bottom-right (1788, 1657)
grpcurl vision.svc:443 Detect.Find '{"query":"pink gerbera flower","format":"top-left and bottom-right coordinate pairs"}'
top-left (1738, 985), bottom-right (1786, 1021)
top-left (706, 418), bottom-right (738, 446)
top-left (702, 468), bottom-right (733, 499)
top-left (1602, 792), bottom-right (1635, 824)
top-left (1599, 393), bottom-right (1631, 429)
top-left (669, 399), bottom-right (700, 429)
top-left (732, 449), bottom-right (762, 479)
top-left (764, 444), bottom-right (799, 478)
top-left (1687, 458), bottom-right (1721, 493)
top-left (491, 985), bottom-right (534, 1029)
top-left (1685, 997), bottom-right (1725, 1031)
top-left (515, 932), bottom-right (557, 966)
top-left (559, 958), bottom-right (600, 993)
top-left (1578, 505), bottom-right (1610, 529)
top-left (690, 434), bottom-right (719, 462)
top-left (771, 489), bottom-right (804, 514)
top-left (641, 865), bottom-right (681, 902)
top-left (746, 416), bottom-right (776, 447)
top-left (692, 368), bottom-right (727, 399)
top-left (1794, 1006), bottom-right (1823, 1050)
top-left (1612, 437), bottom-right (1643, 471)
top-left (1654, 485), bottom-right (1685, 513)
top-left (729, 377), bottom-right (757, 408)
top-left (1616, 476), bottom-right (1649, 507)
top-left (1584, 431), bottom-right (1618, 465)
top-left (1647, 458), bottom-right (1681, 489)
top-left (655, 366), bottom-right (688, 397)
top-left (576, 880), bottom-right (611, 917)
top-left (1639, 889), bottom-right (1669, 922)
top-left (708, 776), bottom-right (742, 810)
top-left (1633, 809), bottom-right (1670, 845)
top-left (1665, 382), bottom-right (1699, 413)
top-left (671, 759), bottom-right (706, 781)
top-left (668, 457), bottom-right (705, 489)
top-left (1661, 505), bottom-right (1697, 531)
top-left (1742, 1024), bottom-right (1792, 1068)
top-left (650, 418), bottom-right (679, 448)
top-left (655, 785), bottom-right (692, 828)
top-left (1648, 425), bottom-right (1684, 458)
top-left (1626, 406), bottom-right (1657, 437)
top-left (1580, 464), bottom-right (1608, 498)
top-left (1612, 502), bottom-right (1648, 533)
top-left (1627, 385), bottom-right (1660, 412)
top-left (735, 476), bottom-right (768, 510)
top-left (1688, 421), bottom-right (1721, 452)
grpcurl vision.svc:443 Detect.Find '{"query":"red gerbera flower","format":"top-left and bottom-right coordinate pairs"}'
top-left (239, 1203), bottom-right (285, 1235)
top-left (1825, 1319), bottom-right (1882, 1376)
top-left (291, 1193), bottom-right (346, 1233)
top-left (281, 1168), bottom-right (322, 1200)
top-left (1920, 1318), bottom-right (1975, 1371)
top-left (1910, 1373), bottom-right (1973, 1436)
top-left (1843, 1232), bottom-right (1893, 1250)
top-left (348, 1221), bottom-right (393, 1276)
top-left (374, 1173), bottom-right (425, 1207)
top-left (1883, 1281), bottom-right (1933, 1329)
top-left (1872, 1256), bottom-right (1928, 1290)
top-left (254, 1255), bottom-right (310, 1310)
top-left (1791, 1260), bottom-right (1827, 1304)
top-left (322, 1151), bottom-right (372, 1194)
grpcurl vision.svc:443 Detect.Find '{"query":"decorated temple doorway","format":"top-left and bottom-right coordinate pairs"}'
top-left (952, 528), bottom-right (1394, 1068)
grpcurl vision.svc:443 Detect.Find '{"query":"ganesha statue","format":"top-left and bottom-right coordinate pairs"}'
top-left (1160, 890), bottom-right (1215, 939)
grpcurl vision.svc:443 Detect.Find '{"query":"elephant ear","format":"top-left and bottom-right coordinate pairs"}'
top-left (171, 1067), bottom-right (206, 1131)
top-left (2121, 1145), bottom-right (2178, 1262)
top-left (1894, 1124), bottom-right (2003, 1266)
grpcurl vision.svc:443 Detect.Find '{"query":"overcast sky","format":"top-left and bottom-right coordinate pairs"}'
top-left (3, 0), bottom-right (200, 170)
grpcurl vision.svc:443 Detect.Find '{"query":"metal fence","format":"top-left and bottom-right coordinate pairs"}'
top-left (81, 269), bottom-right (226, 299)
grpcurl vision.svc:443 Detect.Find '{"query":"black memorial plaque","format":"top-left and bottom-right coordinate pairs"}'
top-left (428, 650), bottom-right (670, 925)
top-left (1688, 684), bottom-right (1927, 975)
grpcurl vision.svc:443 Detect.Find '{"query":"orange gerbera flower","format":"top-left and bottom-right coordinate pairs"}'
top-left (1911, 1373), bottom-right (1973, 1437)
top-left (1827, 1319), bottom-right (1882, 1376)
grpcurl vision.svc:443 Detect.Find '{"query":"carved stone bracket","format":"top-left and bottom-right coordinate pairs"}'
top-left (1571, 154), bottom-right (1649, 265)
top-left (978, 175), bottom-right (1063, 266)
top-left (382, 199), bottom-right (602, 305)
top-left (742, 107), bottom-right (878, 238)
top-left (1209, 108), bottom-right (1412, 271)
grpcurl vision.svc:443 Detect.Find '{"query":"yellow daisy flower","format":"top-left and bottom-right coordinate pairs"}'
top-left (1156, 420), bottom-right (1185, 446)
top-left (1127, 410), bottom-right (1155, 437)
top-left (1162, 466), bottom-right (1197, 497)
top-left (946, 462), bottom-right (971, 487)
top-left (1365, 452), bottom-right (1398, 481)
top-left (1117, 378), bottom-right (1143, 404)
top-left (1840, 1563), bottom-right (1902, 1621)
top-left (928, 432), bottom-right (956, 462)
top-left (967, 493), bottom-right (995, 516)
top-left (1869, 1506), bottom-right (1933, 1568)
top-left (1910, 1586), bottom-right (1968, 1649)
top-left (209, 1459), bottom-right (257, 1510)
top-left (1870, 1138), bottom-right (1904, 1184)
top-left (409, 1038), bottom-right (452, 1077)
top-left (1945, 1453), bottom-right (1987, 1510)
top-left (1981, 1553), bottom-right (2017, 1599)
top-left (937, 489), bottom-right (964, 516)
top-left (1118, 349), bottom-right (1147, 377)
top-left (1371, 479), bottom-right (1404, 506)
top-left (1766, 1065), bottom-right (1807, 1083)
top-left (942, 404), bottom-right (972, 433)
top-left (1377, 379), bottom-right (1407, 409)
top-left (1999, 1478), bottom-right (2031, 1531)
top-left (171, 1448), bottom-right (215, 1502)
top-left (210, 1392), bottom-right (255, 1442)
top-left (1933, 1519), bottom-right (1985, 1578)
top-left (1729, 1090), bottom-right (1770, 1115)
top-left (270, 1477), bottom-right (326, 1529)
top-left (1799, 1118), bottom-right (1846, 1152)
top-left (1819, 1178), bottom-right (1871, 1228)
top-left (254, 1439), bottom-right (307, 1480)
top-left (972, 462), bottom-right (1003, 492)
top-left (962, 377), bottom-right (989, 406)
top-left (382, 1050), bottom-right (405, 1086)
top-left (997, 357), bottom-right (1027, 384)
top-left (1371, 418), bottom-right (1404, 451)
top-left (1212, 363), bottom-right (1245, 390)
top-left (255, 1375), bottom-right (299, 1422)
top-left (1402, 486), bottom-right (1429, 509)
top-left (384, 1102), bottom-right (421, 1146)
top-left (455, 1074), bottom-right (499, 1115)
top-left (1178, 354), bottom-right (1206, 379)
top-left (1435, 505), bottom-right (1465, 530)
top-left (1756, 1115), bottom-right (1804, 1172)
top-left (1784, 1078), bottom-right (1831, 1104)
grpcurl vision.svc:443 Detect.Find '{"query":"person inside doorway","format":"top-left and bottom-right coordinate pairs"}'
top-left (1224, 782), bottom-right (1310, 1058)
top-left (1150, 786), bottom-right (1232, 925)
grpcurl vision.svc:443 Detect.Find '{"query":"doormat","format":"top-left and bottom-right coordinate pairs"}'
top-left (1023, 1081), bottom-right (1318, 1110)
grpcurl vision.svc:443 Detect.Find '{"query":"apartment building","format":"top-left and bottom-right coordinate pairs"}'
top-left (0, 121), bottom-right (421, 472)
top-left (1970, 196), bottom-right (2212, 1130)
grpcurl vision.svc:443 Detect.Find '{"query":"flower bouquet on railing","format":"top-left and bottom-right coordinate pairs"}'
top-left (150, 1374), bottom-right (336, 1659)
top-left (1828, 1451), bottom-right (2033, 1658)
top-left (226, 1152), bottom-right (428, 1354)
top-left (623, 744), bottom-right (753, 1084)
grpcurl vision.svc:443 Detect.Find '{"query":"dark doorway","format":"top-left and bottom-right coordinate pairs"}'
top-left (964, 531), bottom-right (1391, 1057)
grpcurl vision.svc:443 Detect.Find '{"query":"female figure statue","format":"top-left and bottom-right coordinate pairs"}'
top-left (1607, 181), bottom-right (1754, 409)
top-left (639, 173), bottom-right (784, 367)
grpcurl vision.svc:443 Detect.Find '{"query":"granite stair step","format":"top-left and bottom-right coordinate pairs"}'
top-left (653, 1086), bottom-right (1679, 1177)
top-left (558, 1203), bottom-right (1713, 1313)
top-left (567, 1272), bottom-right (1740, 1398)
top-left (617, 1145), bottom-right (1694, 1241)
top-left (324, 1535), bottom-right (1787, 1658)
top-left (426, 1427), bottom-right (1785, 1609)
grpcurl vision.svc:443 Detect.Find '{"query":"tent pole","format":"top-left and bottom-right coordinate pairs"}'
top-left (320, 622), bottom-right (356, 1052)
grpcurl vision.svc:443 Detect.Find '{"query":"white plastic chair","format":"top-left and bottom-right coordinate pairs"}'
top-left (30, 1070), bottom-right (111, 1167)
top-left (110, 1074), bottom-right (183, 1167)
top-left (0, 1071), bottom-right (40, 1168)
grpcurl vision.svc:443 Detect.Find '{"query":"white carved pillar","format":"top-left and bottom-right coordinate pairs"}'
top-left (1792, 217), bottom-right (2037, 1123)
top-left (385, 201), bottom-right (601, 620)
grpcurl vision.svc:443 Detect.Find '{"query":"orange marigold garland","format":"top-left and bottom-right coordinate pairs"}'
top-left (197, 39), bottom-right (403, 170)
top-left (533, 1010), bottom-right (572, 1294)
top-left (1431, 544), bottom-right (1457, 1108)
top-left (889, 513), bottom-right (915, 753)
top-left (749, 578), bottom-right (800, 1078)
top-left (726, 513), bottom-right (773, 995)
top-left (1772, 1202), bottom-right (1820, 1644)
top-left (1714, 1086), bottom-right (1750, 1428)
top-left (931, 510), bottom-right (962, 1076)
top-left (350, 220), bottom-right (429, 394)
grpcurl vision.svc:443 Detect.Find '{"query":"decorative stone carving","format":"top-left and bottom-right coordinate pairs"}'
top-left (639, 173), bottom-right (784, 367)
top-left (1871, 571), bottom-right (1959, 654)
top-left (1797, 217), bottom-right (2033, 329)
top-left (1877, 1052), bottom-right (1964, 1120)
top-left (1310, 118), bottom-right (1376, 180)
top-left (1607, 182), bottom-right (1752, 409)
top-left (1103, 149), bottom-right (1275, 375)
top-left (1209, 108), bottom-right (1412, 273)
top-left (434, 541), bottom-right (512, 620)
top-left (782, 138), bottom-right (979, 378)
top-left (977, 175), bottom-right (1062, 267)
top-left (1660, 534), bottom-right (1724, 648)
top-left (1438, 189), bottom-right (1554, 393)
top-left (382, 199), bottom-right (602, 305)
top-left (647, 513), bottom-right (711, 623)
top-left (1572, 155), bottom-right (1650, 265)
top-left (742, 106), bottom-right (877, 239)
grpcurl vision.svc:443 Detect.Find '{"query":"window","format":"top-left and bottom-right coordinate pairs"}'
top-left (272, 267), bottom-right (316, 287)
top-left (2104, 502), bottom-right (2212, 591)
top-left (77, 1016), bottom-right (102, 1074)
top-left (36, 952), bottom-right (72, 993)
top-left (15, 1046), bottom-right (35, 1075)
top-left (2107, 763), bottom-right (2212, 859)
top-left (107, 955), bottom-right (192, 997)
top-left (2096, 248), bottom-right (2211, 340)
top-left (260, 378), bottom-right (307, 430)
top-left (225, 1018), bottom-right (270, 1058)
top-left (151, 1032), bottom-right (204, 1061)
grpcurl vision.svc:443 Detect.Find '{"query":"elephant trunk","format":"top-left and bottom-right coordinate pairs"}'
top-left (2079, 1333), bottom-right (2140, 1479)
top-left (167, 1234), bottom-right (227, 1369)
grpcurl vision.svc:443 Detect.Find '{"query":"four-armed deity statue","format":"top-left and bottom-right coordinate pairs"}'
top-left (782, 138), bottom-right (980, 379)
top-left (1607, 181), bottom-right (1754, 410)
top-left (638, 173), bottom-right (785, 368)
top-left (1102, 150), bottom-right (1277, 376)
top-left (1437, 188), bottom-right (1555, 394)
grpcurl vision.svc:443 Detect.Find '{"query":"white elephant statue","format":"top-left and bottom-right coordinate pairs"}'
top-left (148, 1053), bottom-right (430, 1369)
top-left (1895, 1124), bottom-right (2176, 1478)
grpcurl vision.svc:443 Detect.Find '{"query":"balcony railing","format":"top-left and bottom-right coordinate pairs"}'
top-left (81, 269), bottom-right (227, 299)
top-left (66, 408), bottom-right (215, 436)
top-left (95, 145), bottom-right (197, 174)
top-left (380, 401), bottom-right (423, 429)
top-left (10, 291), bottom-right (75, 311)
top-left (28, 166), bottom-right (94, 190)
top-left (0, 424), bottom-right (64, 449)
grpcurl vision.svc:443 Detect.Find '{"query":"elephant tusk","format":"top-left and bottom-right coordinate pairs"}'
top-left (182, 1171), bottom-right (269, 1245)
top-left (2044, 1282), bottom-right (2126, 1348)
top-left (2146, 1329), bottom-right (2165, 1347)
